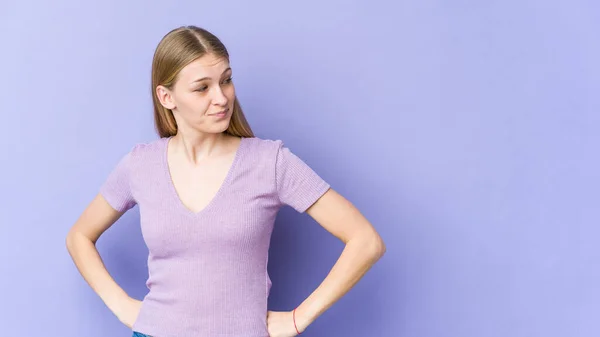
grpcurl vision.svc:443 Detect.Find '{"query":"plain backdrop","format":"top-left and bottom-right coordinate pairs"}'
top-left (1, 0), bottom-right (599, 336)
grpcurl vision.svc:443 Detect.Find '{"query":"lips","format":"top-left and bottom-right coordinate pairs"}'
top-left (209, 108), bottom-right (229, 116)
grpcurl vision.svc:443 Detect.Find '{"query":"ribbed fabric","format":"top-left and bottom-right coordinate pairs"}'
top-left (99, 136), bottom-right (330, 337)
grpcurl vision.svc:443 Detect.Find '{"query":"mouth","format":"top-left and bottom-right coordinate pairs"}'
top-left (209, 108), bottom-right (230, 117)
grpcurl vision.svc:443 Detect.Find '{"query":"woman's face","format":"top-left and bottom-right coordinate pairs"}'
top-left (157, 53), bottom-right (235, 133)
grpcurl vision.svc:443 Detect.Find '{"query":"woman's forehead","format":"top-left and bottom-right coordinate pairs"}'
top-left (180, 55), bottom-right (230, 81)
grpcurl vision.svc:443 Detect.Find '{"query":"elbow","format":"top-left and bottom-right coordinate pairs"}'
top-left (372, 236), bottom-right (386, 260)
top-left (364, 226), bottom-right (386, 259)
top-left (65, 230), bottom-right (93, 253)
top-left (352, 231), bottom-right (386, 261)
top-left (65, 231), bottom-right (77, 252)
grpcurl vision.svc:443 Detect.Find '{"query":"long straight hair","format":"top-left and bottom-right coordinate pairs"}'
top-left (151, 26), bottom-right (254, 138)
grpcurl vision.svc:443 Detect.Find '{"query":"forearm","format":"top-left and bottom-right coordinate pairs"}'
top-left (65, 232), bottom-right (130, 312)
top-left (294, 234), bottom-right (385, 331)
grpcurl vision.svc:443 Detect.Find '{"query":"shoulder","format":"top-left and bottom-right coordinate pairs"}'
top-left (119, 137), bottom-right (168, 167)
top-left (134, 137), bottom-right (167, 154)
top-left (243, 136), bottom-right (286, 157)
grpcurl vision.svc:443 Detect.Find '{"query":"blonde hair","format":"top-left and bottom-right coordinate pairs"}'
top-left (151, 26), bottom-right (254, 138)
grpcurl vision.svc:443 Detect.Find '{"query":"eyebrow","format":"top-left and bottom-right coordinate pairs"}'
top-left (191, 67), bottom-right (232, 83)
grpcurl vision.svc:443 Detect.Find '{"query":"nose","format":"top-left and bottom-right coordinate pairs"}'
top-left (212, 86), bottom-right (228, 106)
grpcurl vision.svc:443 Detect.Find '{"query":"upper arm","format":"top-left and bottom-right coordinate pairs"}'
top-left (274, 140), bottom-right (330, 212)
top-left (306, 188), bottom-right (385, 249)
top-left (67, 146), bottom-right (138, 243)
top-left (67, 193), bottom-right (126, 243)
top-left (272, 139), bottom-right (384, 250)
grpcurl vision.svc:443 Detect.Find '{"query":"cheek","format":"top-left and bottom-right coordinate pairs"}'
top-left (225, 85), bottom-right (236, 101)
top-left (181, 94), bottom-right (211, 115)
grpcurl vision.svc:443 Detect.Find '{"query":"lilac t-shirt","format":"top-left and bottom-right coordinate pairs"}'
top-left (99, 136), bottom-right (330, 337)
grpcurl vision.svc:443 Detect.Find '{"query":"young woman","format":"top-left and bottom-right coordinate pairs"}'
top-left (66, 25), bottom-right (386, 337)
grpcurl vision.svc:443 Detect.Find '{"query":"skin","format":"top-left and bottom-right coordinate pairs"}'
top-left (66, 53), bottom-right (386, 337)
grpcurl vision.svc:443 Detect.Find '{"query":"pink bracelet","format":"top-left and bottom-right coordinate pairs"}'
top-left (293, 308), bottom-right (301, 334)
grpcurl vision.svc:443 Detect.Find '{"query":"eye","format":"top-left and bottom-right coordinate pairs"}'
top-left (195, 86), bottom-right (208, 92)
top-left (222, 77), bottom-right (233, 84)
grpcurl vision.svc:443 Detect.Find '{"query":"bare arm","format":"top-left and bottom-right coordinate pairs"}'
top-left (295, 188), bottom-right (386, 332)
top-left (65, 193), bottom-right (140, 327)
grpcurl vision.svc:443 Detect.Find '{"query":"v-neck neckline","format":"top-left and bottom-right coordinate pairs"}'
top-left (162, 135), bottom-right (246, 217)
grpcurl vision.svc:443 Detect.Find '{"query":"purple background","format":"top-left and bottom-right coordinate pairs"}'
top-left (1, 0), bottom-right (599, 336)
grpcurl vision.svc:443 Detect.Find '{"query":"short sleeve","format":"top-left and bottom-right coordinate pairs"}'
top-left (99, 149), bottom-right (137, 212)
top-left (275, 141), bottom-right (330, 213)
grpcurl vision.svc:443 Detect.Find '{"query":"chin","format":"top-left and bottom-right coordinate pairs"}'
top-left (215, 122), bottom-right (231, 133)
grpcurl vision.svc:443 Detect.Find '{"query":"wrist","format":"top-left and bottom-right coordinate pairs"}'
top-left (293, 305), bottom-right (313, 333)
top-left (106, 292), bottom-right (133, 314)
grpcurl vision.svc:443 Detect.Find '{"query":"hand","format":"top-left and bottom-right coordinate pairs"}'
top-left (114, 297), bottom-right (142, 329)
top-left (266, 310), bottom-right (305, 337)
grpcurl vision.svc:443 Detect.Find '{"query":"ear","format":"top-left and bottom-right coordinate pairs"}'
top-left (156, 85), bottom-right (176, 110)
